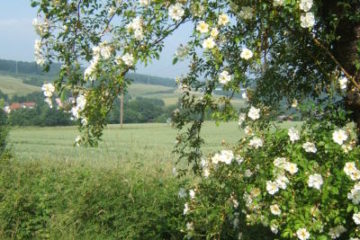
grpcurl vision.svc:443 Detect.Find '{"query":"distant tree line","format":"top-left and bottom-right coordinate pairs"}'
top-left (0, 59), bottom-right (176, 88)
top-left (0, 59), bottom-right (61, 77)
top-left (108, 97), bottom-right (176, 124)
top-left (0, 90), bottom-right (176, 126)
top-left (6, 91), bottom-right (73, 126)
top-left (126, 73), bottom-right (176, 87)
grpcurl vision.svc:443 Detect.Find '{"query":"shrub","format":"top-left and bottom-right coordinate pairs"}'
top-left (180, 106), bottom-right (360, 239)
top-left (0, 109), bottom-right (8, 156)
top-left (0, 160), bottom-right (186, 239)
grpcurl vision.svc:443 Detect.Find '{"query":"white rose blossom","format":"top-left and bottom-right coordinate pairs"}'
top-left (249, 137), bottom-right (263, 149)
top-left (270, 224), bottom-right (279, 234)
top-left (300, 12), bottom-right (315, 28)
top-left (84, 59), bottom-right (98, 81)
top-left (288, 127), bottom-right (300, 142)
top-left (44, 97), bottom-right (53, 108)
top-left (284, 162), bottom-right (298, 175)
top-left (348, 182), bottom-right (360, 204)
top-left (238, 113), bottom-right (246, 126)
top-left (244, 126), bottom-right (253, 136)
top-left (122, 53), bottom-right (135, 67)
top-left (328, 225), bottom-right (346, 239)
top-left (270, 204), bottom-right (281, 215)
top-left (240, 48), bottom-right (253, 60)
top-left (291, 99), bottom-right (298, 108)
top-left (211, 150), bottom-right (234, 165)
top-left (218, 70), bottom-right (232, 84)
top-left (203, 168), bottom-right (210, 178)
top-left (42, 83), bottom-right (55, 98)
top-left (34, 39), bottom-right (46, 65)
top-left (71, 94), bottom-right (87, 120)
top-left (139, 0), bottom-right (151, 7)
top-left (127, 17), bottom-right (144, 40)
top-left (202, 37), bottom-right (216, 49)
top-left (338, 77), bottom-right (348, 90)
top-left (302, 142), bottom-right (317, 153)
top-left (75, 135), bottom-right (82, 146)
top-left (332, 129), bottom-right (348, 146)
top-left (189, 189), bottom-right (196, 199)
top-left (196, 21), bottom-right (209, 33)
top-left (274, 157), bottom-right (287, 168)
top-left (248, 106), bottom-right (260, 120)
top-left (218, 13), bottom-right (230, 26)
top-left (242, 91), bottom-right (248, 100)
top-left (353, 213), bottom-right (360, 225)
top-left (275, 175), bottom-right (289, 189)
top-left (299, 0), bottom-right (313, 12)
top-left (32, 17), bottom-right (49, 36)
top-left (210, 28), bottom-right (219, 38)
top-left (296, 228), bottom-right (310, 240)
top-left (344, 162), bottom-right (360, 181)
top-left (308, 174), bottom-right (323, 190)
top-left (273, 0), bottom-right (284, 7)
top-left (183, 203), bottom-right (189, 215)
top-left (236, 155), bottom-right (244, 165)
top-left (266, 181), bottom-right (279, 195)
top-left (244, 169), bottom-right (253, 178)
top-left (169, 3), bottom-right (184, 21)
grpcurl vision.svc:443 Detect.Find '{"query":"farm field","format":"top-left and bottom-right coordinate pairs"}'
top-left (0, 75), bottom-right (39, 97)
top-left (0, 73), bottom-right (245, 108)
top-left (9, 121), bottom-right (299, 171)
top-left (10, 122), bottom-right (242, 164)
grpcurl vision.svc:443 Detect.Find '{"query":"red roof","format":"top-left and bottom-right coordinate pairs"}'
top-left (23, 102), bottom-right (36, 108)
top-left (10, 103), bottom-right (21, 110)
top-left (9, 102), bottom-right (36, 111)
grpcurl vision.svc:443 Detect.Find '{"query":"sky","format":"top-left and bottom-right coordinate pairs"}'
top-left (0, 0), bottom-right (191, 79)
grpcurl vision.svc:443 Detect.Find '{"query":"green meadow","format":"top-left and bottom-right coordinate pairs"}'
top-left (2, 122), bottom-right (243, 239)
top-left (9, 122), bottom-right (242, 164)
top-left (0, 75), bottom-right (39, 97)
top-left (1, 121), bottom-right (300, 239)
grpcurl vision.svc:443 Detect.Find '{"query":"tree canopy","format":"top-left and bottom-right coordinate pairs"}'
top-left (31, 0), bottom-right (360, 239)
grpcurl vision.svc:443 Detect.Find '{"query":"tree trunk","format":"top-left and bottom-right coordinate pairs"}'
top-left (334, 22), bottom-right (360, 137)
top-left (324, 0), bottom-right (360, 138)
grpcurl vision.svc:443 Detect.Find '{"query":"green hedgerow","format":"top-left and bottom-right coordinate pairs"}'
top-left (0, 160), bottom-right (186, 239)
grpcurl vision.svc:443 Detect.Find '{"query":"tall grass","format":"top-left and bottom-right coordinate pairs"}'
top-left (1, 121), bottom-right (300, 239)
top-left (0, 155), bottom-right (187, 239)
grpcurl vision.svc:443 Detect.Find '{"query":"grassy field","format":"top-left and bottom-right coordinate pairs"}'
top-left (0, 74), bottom-right (245, 109)
top-left (9, 121), bottom-right (300, 164)
top-left (2, 122), bottom-right (244, 239)
top-left (0, 75), bottom-right (40, 97)
top-left (9, 122), bottom-right (242, 166)
top-left (2, 122), bottom-right (301, 239)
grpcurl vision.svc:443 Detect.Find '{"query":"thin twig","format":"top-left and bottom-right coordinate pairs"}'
top-left (312, 37), bottom-right (360, 90)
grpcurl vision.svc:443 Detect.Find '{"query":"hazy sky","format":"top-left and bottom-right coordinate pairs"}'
top-left (0, 0), bottom-right (191, 78)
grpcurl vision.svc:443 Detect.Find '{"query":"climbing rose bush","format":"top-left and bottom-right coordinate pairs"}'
top-left (180, 106), bottom-right (360, 239)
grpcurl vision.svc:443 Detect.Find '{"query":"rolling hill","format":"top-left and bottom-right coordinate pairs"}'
top-left (0, 73), bottom-right (245, 109)
top-left (0, 59), bottom-right (245, 109)
top-left (0, 75), bottom-right (40, 97)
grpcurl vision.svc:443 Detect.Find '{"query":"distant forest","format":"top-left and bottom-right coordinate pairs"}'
top-left (0, 59), bottom-right (176, 87)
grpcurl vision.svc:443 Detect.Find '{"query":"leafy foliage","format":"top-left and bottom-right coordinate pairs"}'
top-left (0, 109), bottom-right (8, 156)
top-left (0, 159), bottom-right (186, 239)
top-left (30, 0), bottom-right (360, 239)
top-left (180, 104), bottom-right (360, 239)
